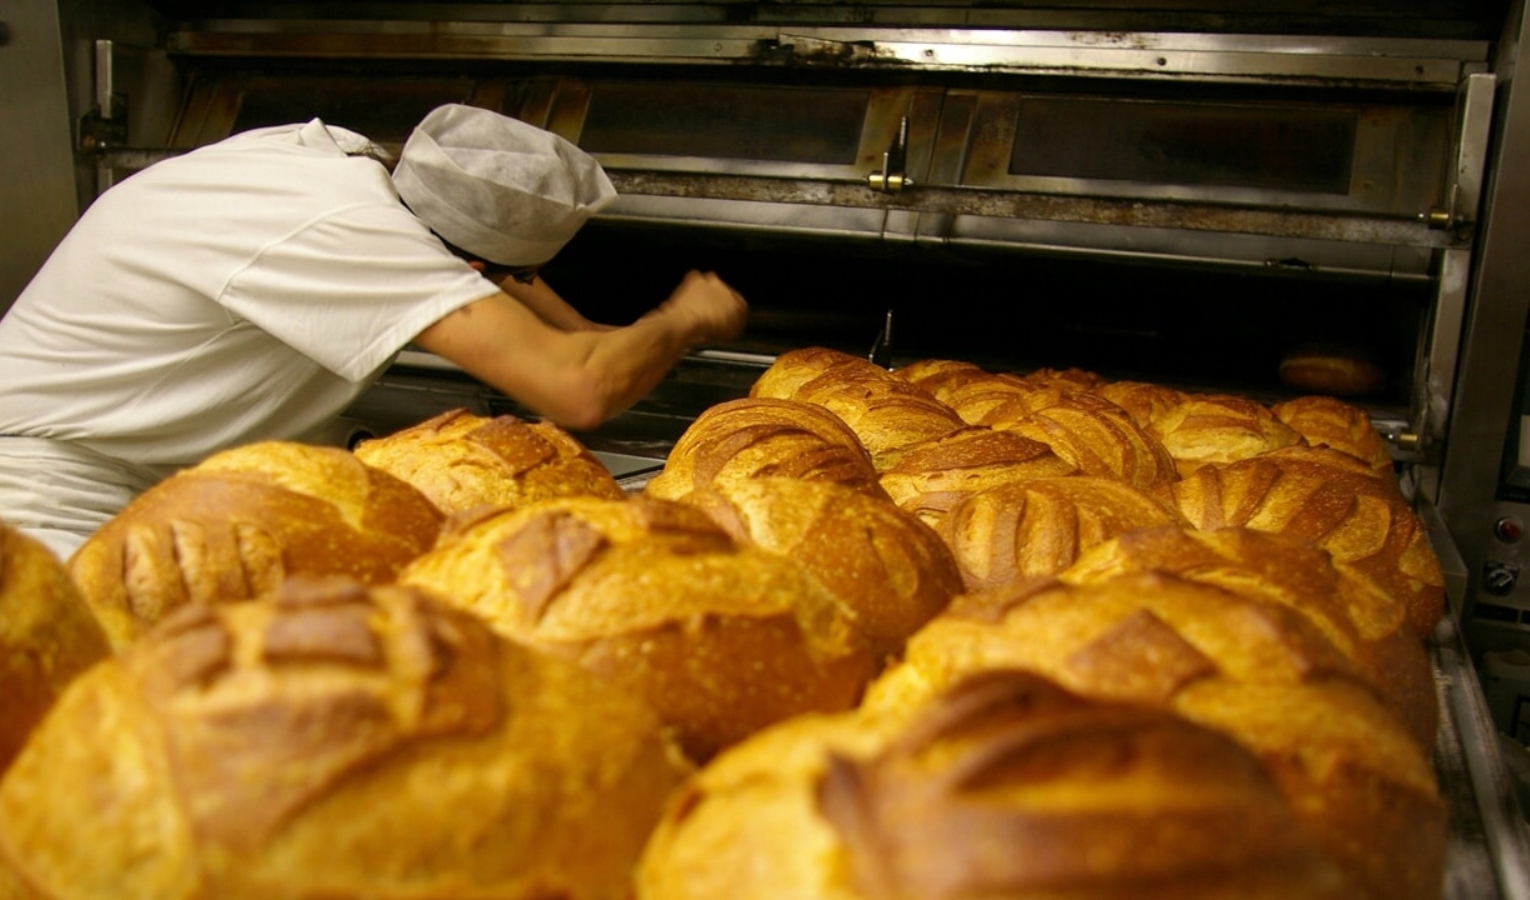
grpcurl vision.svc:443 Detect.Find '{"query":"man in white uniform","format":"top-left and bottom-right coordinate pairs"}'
top-left (0, 103), bottom-right (747, 559)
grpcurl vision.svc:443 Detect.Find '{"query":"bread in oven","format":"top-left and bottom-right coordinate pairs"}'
top-left (1058, 524), bottom-right (1436, 749)
top-left (1270, 394), bottom-right (1394, 472)
top-left (0, 576), bottom-right (690, 899)
top-left (353, 407), bottom-right (625, 516)
top-left (0, 522), bottom-right (111, 777)
top-left (862, 572), bottom-right (1447, 900)
top-left (677, 476), bottom-right (964, 660)
top-left (1166, 452), bottom-right (1445, 637)
top-left (980, 392), bottom-right (1180, 490)
top-left (644, 396), bottom-right (886, 503)
top-left (397, 494), bottom-right (880, 763)
top-left (750, 347), bottom-right (967, 467)
top-left (933, 475), bottom-right (1189, 592)
top-left (1278, 343), bottom-right (1387, 397)
top-left (67, 441), bottom-right (442, 648)
top-left (636, 668), bottom-right (1358, 900)
top-left (1093, 387), bottom-right (1305, 477)
top-left (876, 425), bottom-right (1079, 526)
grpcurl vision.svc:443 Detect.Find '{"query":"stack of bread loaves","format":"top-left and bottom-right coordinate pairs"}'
top-left (635, 347), bottom-right (1446, 899)
top-left (0, 345), bottom-right (1449, 899)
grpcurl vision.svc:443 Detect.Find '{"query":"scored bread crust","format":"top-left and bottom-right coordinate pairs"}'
top-left (677, 476), bottom-right (964, 658)
top-left (353, 408), bottom-right (625, 516)
top-left (861, 573), bottom-right (1447, 900)
top-left (399, 495), bottom-right (881, 763)
top-left (1167, 453), bottom-right (1445, 637)
top-left (67, 442), bottom-right (442, 648)
top-left (636, 669), bottom-right (1358, 900)
top-left (1058, 524), bottom-right (1437, 749)
top-left (645, 397), bottom-right (886, 502)
top-left (0, 577), bottom-right (690, 900)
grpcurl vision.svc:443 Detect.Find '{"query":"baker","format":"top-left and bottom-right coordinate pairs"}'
top-left (0, 103), bottom-right (748, 560)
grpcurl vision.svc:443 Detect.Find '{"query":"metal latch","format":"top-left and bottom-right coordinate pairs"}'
top-left (867, 117), bottom-right (913, 194)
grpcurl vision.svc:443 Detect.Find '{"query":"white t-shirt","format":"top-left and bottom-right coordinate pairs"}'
top-left (0, 118), bottom-right (494, 471)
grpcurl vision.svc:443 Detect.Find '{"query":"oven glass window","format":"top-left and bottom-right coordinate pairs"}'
top-left (1010, 97), bottom-right (1357, 193)
top-left (580, 83), bottom-right (867, 164)
top-left (228, 78), bottom-right (476, 144)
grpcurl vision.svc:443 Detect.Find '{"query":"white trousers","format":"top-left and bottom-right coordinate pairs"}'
top-left (0, 437), bottom-right (161, 563)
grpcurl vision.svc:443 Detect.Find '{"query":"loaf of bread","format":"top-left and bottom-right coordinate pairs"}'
top-left (1279, 343), bottom-right (1387, 396)
top-left (981, 393), bottom-right (1180, 490)
top-left (353, 407), bottom-right (625, 516)
top-left (0, 577), bottom-right (690, 899)
top-left (0, 522), bottom-right (111, 777)
top-left (876, 426), bottom-right (1078, 525)
top-left (1167, 453), bottom-right (1445, 637)
top-left (1270, 395), bottom-right (1394, 471)
top-left (67, 442), bottom-right (443, 648)
top-left (935, 476), bottom-right (1190, 592)
top-left (1092, 388), bottom-right (1304, 477)
top-left (644, 397), bottom-right (886, 503)
top-left (637, 668), bottom-right (1357, 900)
top-left (1058, 524), bottom-right (1436, 749)
top-left (750, 347), bottom-right (968, 467)
top-left (677, 476), bottom-right (963, 659)
top-left (862, 573), bottom-right (1447, 900)
top-left (398, 495), bottom-right (880, 763)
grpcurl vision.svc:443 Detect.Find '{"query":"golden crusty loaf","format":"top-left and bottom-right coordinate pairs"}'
top-left (353, 407), bottom-right (625, 516)
top-left (645, 397), bottom-right (886, 503)
top-left (876, 426), bottom-right (1078, 526)
top-left (893, 360), bottom-right (1036, 426)
top-left (1166, 452), bottom-right (1445, 637)
top-left (750, 347), bottom-right (968, 467)
top-left (862, 573), bottom-right (1447, 900)
top-left (1278, 343), bottom-right (1387, 396)
top-left (636, 669), bottom-right (1357, 900)
top-left (980, 392), bottom-right (1180, 490)
top-left (67, 441), bottom-right (442, 649)
top-left (0, 522), bottom-right (111, 777)
top-left (1270, 395), bottom-right (1394, 472)
top-left (936, 476), bottom-right (1189, 592)
top-left (1058, 525), bottom-right (1436, 749)
top-left (1092, 387), bottom-right (1304, 477)
top-left (0, 577), bottom-right (690, 900)
top-left (398, 495), bottom-right (880, 763)
top-left (677, 477), bottom-right (963, 659)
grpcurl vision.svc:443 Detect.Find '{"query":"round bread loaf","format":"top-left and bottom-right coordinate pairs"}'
top-left (892, 359), bottom-right (1037, 426)
top-left (935, 476), bottom-right (1189, 592)
top-left (68, 441), bottom-right (443, 648)
top-left (1167, 453), bottom-right (1445, 637)
top-left (1270, 395), bottom-right (1394, 472)
top-left (981, 394), bottom-right (1179, 490)
top-left (862, 573), bottom-right (1447, 900)
top-left (0, 522), bottom-right (111, 776)
top-left (751, 347), bottom-right (968, 467)
top-left (353, 407), bottom-right (625, 516)
top-left (877, 426), bottom-right (1079, 526)
top-left (398, 495), bottom-right (880, 763)
top-left (1090, 390), bottom-right (1304, 477)
top-left (0, 577), bottom-right (690, 900)
top-left (636, 669), bottom-right (1357, 900)
top-left (1278, 343), bottom-right (1386, 396)
top-left (677, 476), bottom-right (964, 659)
top-left (644, 397), bottom-right (885, 503)
top-left (1058, 525), bottom-right (1436, 749)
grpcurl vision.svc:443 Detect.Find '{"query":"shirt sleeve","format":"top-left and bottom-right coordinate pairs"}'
top-left (217, 202), bottom-right (495, 382)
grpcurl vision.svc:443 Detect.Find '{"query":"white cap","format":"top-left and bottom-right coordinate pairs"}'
top-left (391, 104), bottom-right (617, 267)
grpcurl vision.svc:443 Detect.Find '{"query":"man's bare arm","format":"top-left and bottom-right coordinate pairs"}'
top-left (414, 270), bottom-right (747, 430)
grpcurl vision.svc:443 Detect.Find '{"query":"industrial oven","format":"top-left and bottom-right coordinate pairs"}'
top-left (6, 0), bottom-right (1530, 895)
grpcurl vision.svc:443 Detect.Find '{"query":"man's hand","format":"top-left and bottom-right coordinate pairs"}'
top-left (655, 270), bottom-right (749, 345)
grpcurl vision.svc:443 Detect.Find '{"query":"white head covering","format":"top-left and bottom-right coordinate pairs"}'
top-left (391, 104), bottom-right (617, 266)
